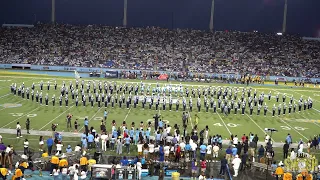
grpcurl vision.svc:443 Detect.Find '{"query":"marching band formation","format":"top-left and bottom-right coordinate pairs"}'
top-left (10, 80), bottom-right (314, 117)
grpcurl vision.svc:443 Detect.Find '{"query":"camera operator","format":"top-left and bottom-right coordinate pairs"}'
top-left (153, 113), bottom-right (160, 131)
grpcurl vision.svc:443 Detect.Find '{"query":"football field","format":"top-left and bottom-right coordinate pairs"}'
top-left (0, 70), bottom-right (320, 145)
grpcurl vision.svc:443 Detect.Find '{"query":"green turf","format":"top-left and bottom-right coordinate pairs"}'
top-left (0, 71), bottom-right (320, 147)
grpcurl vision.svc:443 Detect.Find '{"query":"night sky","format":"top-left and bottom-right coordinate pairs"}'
top-left (0, 0), bottom-right (319, 37)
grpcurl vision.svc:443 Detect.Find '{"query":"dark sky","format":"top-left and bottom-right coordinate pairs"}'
top-left (0, 0), bottom-right (319, 37)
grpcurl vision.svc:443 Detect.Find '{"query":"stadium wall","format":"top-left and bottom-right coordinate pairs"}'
top-left (0, 0), bottom-right (319, 36)
top-left (1, 64), bottom-right (319, 82)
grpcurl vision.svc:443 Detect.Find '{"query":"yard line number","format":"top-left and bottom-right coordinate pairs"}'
top-left (213, 123), bottom-right (240, 128)
top-left (280, 126), bottom-right (308, 131)
top-left (9, 113), bottom-right (37, 118)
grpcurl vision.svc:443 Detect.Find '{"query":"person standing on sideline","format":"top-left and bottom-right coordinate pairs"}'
top-left (232, 155), bottom-right (241, 177)
top-left (25, 118), bottom-right (30, 134)
top-left (16, 122), bottom-right (22, 138)
top-left (66, 114), bottom-right (72, 129)
top-left (104, 110), bottom-right (108, 121)
top-left (84, 118), bottom-right (89, 136)
top-left (47, 137), bottom-right (54, 156)
top-left (283, 141), bottom-right (290, 159)
top-left (219, 155), bottom-right (228, 176)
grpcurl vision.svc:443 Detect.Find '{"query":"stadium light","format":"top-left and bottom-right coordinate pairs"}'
top-left (276, 32), bottom-right (283, 36)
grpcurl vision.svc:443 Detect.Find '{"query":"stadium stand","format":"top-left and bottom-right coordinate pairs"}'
top-left (0, 24), bottom-right (319, 78)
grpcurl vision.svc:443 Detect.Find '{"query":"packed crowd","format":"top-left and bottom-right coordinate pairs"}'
top-left (2, 111), bottom-right (319, 179)
top-left (0, 24), bottom-right (320, 78)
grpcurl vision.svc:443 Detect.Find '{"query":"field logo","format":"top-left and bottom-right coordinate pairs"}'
top-left (1, 103), bottom-right (22, 108)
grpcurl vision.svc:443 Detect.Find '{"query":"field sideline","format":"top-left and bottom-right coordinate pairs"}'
top-left (0, 71), bottom-right (320, 146)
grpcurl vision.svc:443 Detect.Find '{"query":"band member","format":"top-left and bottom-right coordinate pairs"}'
top-left (83, 94), bottom-right (86, 107)
top-left (169, 96), bottom-right (173, 111)
top-left (197, 98), bottom-right (201, 112)
top-left (264, 103), bottom-right (268, 116)
top-left (176, 98), bottom-right (180, 111)
top-left (257, 104), bottom-right (261, 115)
top-left (272, 104), bottom-right (276, 117)
top-left (45, 93), bottom-right (49, 106)
top-left (75, 96), bottom-right (79, 107)
top-left (283, 103), bottom-right (286, 115)
top-left (288, 103), bottom-right (292, 114)
top-left (65, 95), bottom-right (69, 107)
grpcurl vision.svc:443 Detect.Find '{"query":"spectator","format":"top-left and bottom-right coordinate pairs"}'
top-left (219, 155), bottom-right (228, 176)
top-left (232, 155), bottom-right (241, 177)
top-left (258, 145), bottom-right (265, 162)
top-left (47, 137), bottom-right (54, 156)
top-left (283, 141), bottom-right (290, 159)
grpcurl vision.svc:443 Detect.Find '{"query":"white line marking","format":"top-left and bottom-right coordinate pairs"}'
top-left (0, 99), bottom-right (25, 111)
top-left (267, 109), bottom-right (308, 140)
top-left (39, 106), bottom-right (74, 130)
top-left (298, 112), bottom-right (320, 128)
top-left (123, 108), bottom-right (132, 122)
top-left (216, 112), bottom-right (232, 135)
top-left (245, 113), bottom-right (273, 140)
top-left (0, 93), bottom-right (10, 99)
top-left (291, 90), bottom-right (320, 103)
top-left (2, 106), bottom-right (43, 128)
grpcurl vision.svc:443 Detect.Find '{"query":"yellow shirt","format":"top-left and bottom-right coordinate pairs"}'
top-left (59, 159), bottom-right (68, 167)
top-left (42, 153), bottom-right (48, 158)
top-left (0, 168), bottom-right (8, 176)
top-left (275, 167), bottom-right (284, 175)
top-left (19, 162), bottom-right (28, 169)
top-left (14, 169), bottom-right (23, 178)
top-left (80, 157), bottom-right (88, 166)
top-left (51, 156), bottom-right (59, 165)
top-left (283, 173), bottom-right (292, 180)
top-left (296, 174), bottom-right (303, 180)
top-left (88, 159), bottom-right (96, 166)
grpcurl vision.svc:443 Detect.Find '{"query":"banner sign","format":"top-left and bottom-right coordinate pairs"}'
top-left (105, 71), bottom-right (118, 78)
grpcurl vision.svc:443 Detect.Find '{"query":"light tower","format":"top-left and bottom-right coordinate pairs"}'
top-left (123, 0), bottom-right (128, 27)
top-left (282, 0), bottom-right (288, 33)
top-left (209, 0), bottom-right (215, 31)
top-left (51, 0), bottom-right (56, 23)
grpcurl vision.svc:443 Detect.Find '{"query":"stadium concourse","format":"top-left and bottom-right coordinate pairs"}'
top-left (0, 71), bottom-right (319, 180)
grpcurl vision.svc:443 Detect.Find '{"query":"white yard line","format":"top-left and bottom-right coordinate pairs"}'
top-left (2, 106), bottom-right (43, 128)
top-left (216, 112), bottom-right (232, 135)
top-left (291, 90), bottom-right (320, 103)
top-left (297, 112), bottom-right (320, 128)
top-left (267, 109), bottom-right (308, 140)
top-left (123, 108), bottom-right (132, 122)
top-left (0, 93), bottom-right (11, 99)
top-left (39, 105), bottom-right (74, 130)
top-left (245, 113), bottom-right (273, 141)
top-left (78, 107), bottom-right (102, 131)
top-left (0, 99), bottom-right (25, 111)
